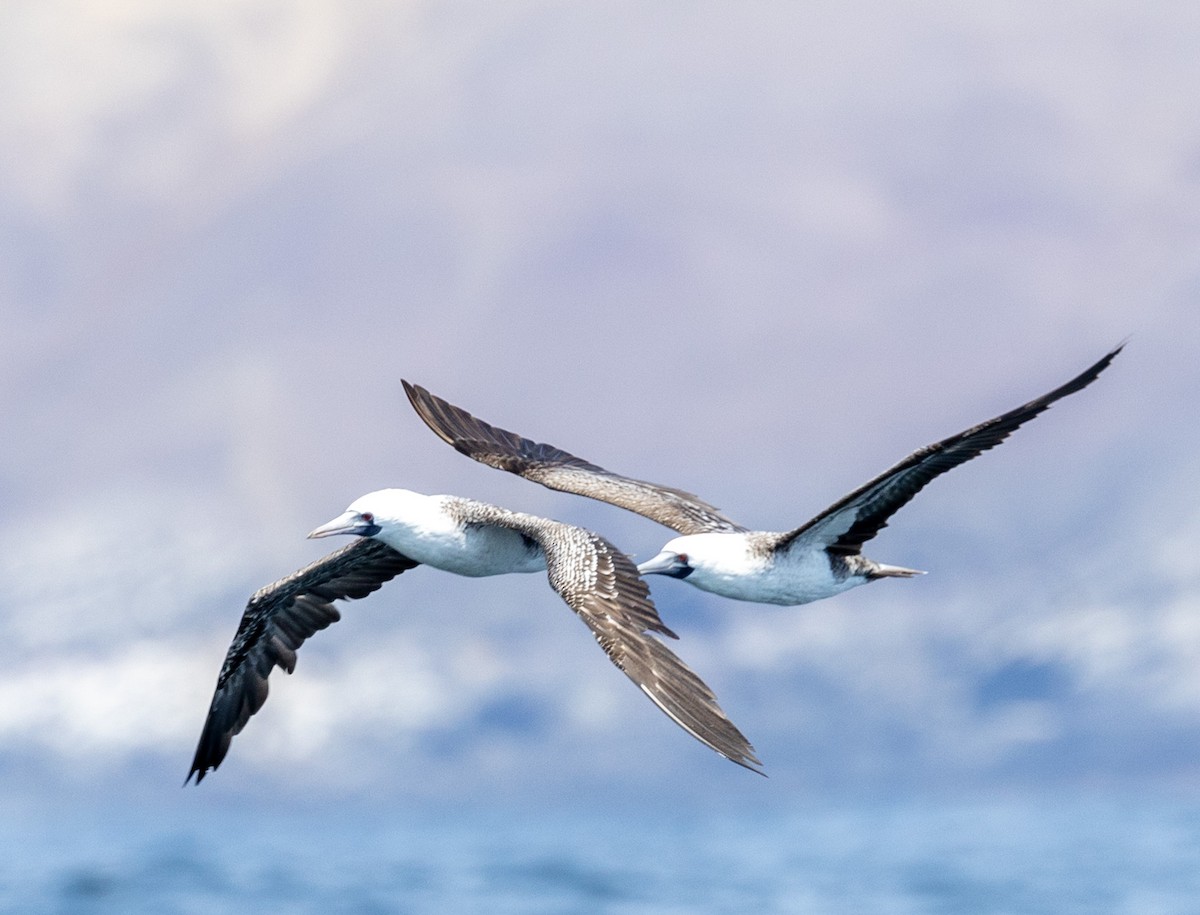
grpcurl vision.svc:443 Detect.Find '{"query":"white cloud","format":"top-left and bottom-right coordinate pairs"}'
top-left (0, 0), bottom-right (385, 214)
top-left (0, 486), bottom-right (260, 652)
top-left (0, 641), bottom-right (208, 756)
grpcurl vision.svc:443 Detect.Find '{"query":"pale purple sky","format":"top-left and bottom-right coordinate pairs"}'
top-left (0, 1), bottom-right (1197, 810)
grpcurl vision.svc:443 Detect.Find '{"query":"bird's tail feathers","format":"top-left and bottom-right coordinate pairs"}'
top-left (868, 563), bottom-right (926, 579)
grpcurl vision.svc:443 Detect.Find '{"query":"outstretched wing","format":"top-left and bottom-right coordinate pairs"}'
top-left (403, 380), bottom-right (746, 535)
top-left (188, 538), bottom-right (419, 784)
top-left (496, 512), bottom-right (762, 773)
top-left (773, 346), bottom-right (1122, 556)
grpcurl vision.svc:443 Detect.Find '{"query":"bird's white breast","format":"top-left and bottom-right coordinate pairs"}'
top-left (681, 533), bottom-right (861, 606)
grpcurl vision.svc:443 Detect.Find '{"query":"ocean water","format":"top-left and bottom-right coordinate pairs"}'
top-left (4, 795), bottom-right (1199, 914)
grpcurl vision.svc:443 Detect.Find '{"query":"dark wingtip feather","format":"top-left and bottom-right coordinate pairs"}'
top-left (780, 345), bottom-right (1123, 555)
top-left (187, 540), bottom-right (418, 785)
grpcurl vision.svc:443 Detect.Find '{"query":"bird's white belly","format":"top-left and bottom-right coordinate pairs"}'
top-left (379, 524), bottom-right (545, 577)
top-left (691, 549), bottom-right (861, 606)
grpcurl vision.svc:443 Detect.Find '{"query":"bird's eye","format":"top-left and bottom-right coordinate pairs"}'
top-left (361, 512), bottom-right (375, 524)
top-left (677, 553), bottom-right (689, 564)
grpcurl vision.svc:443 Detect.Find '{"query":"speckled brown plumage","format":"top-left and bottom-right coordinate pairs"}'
top-left (436, 498), bottom-right (762, 772)
top-left (404, 380), bottom-right (745, 536)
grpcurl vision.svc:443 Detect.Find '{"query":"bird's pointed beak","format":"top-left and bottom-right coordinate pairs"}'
top-left (637, 550), bottom-right (693, 579)
top-left (308, 510), bottom-right (380, 539)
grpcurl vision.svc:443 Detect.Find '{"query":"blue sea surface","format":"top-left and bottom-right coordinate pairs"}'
top-left (4, 794), bottom-right (1199, 914)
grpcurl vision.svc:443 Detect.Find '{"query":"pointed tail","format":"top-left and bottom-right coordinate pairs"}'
top-left (867, 562), bottom-right (926, 579)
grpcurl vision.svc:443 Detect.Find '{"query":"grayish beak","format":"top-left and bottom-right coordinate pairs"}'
top-left (636, 550), bottom-right (692, 579)
top-left (308, 510), bottom-right (380, 539)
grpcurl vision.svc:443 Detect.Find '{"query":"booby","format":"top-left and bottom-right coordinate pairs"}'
top-left (403, 346), bottom-right (1120, 607)
top-left (187, 489), bottom-right (761, 784)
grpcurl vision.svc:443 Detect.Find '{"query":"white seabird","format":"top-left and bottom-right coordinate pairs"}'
top-left (188, 489), bottom-right (762, 783)
top-left (403, 346), bottom-right (1121, 608)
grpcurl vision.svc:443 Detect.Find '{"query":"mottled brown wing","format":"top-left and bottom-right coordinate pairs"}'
top-left (508, 517), bottom-right (762, 773)
top-left (187, 538), bottom-right (419, 784)
top-left (403, 381), bottom-right (746, 536)
top-left (774, 346), bottom-right (1122, 556)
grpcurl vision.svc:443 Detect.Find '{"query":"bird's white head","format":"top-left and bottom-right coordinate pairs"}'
top-left (636, 533), bottom-right (761, 592)
top-left (308, 488), bottom-right (426, 540)
top-left (636, 537), bottom-right (696, 579)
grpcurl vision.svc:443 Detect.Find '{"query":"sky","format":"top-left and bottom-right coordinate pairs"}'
top-left (1, 0), bottom-right (1198, 817)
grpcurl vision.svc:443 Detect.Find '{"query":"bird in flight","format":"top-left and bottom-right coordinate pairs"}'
top-left (403, 346), bottom-right (1120, 607)
top-left (188, 488), bottom-right (761, 784)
